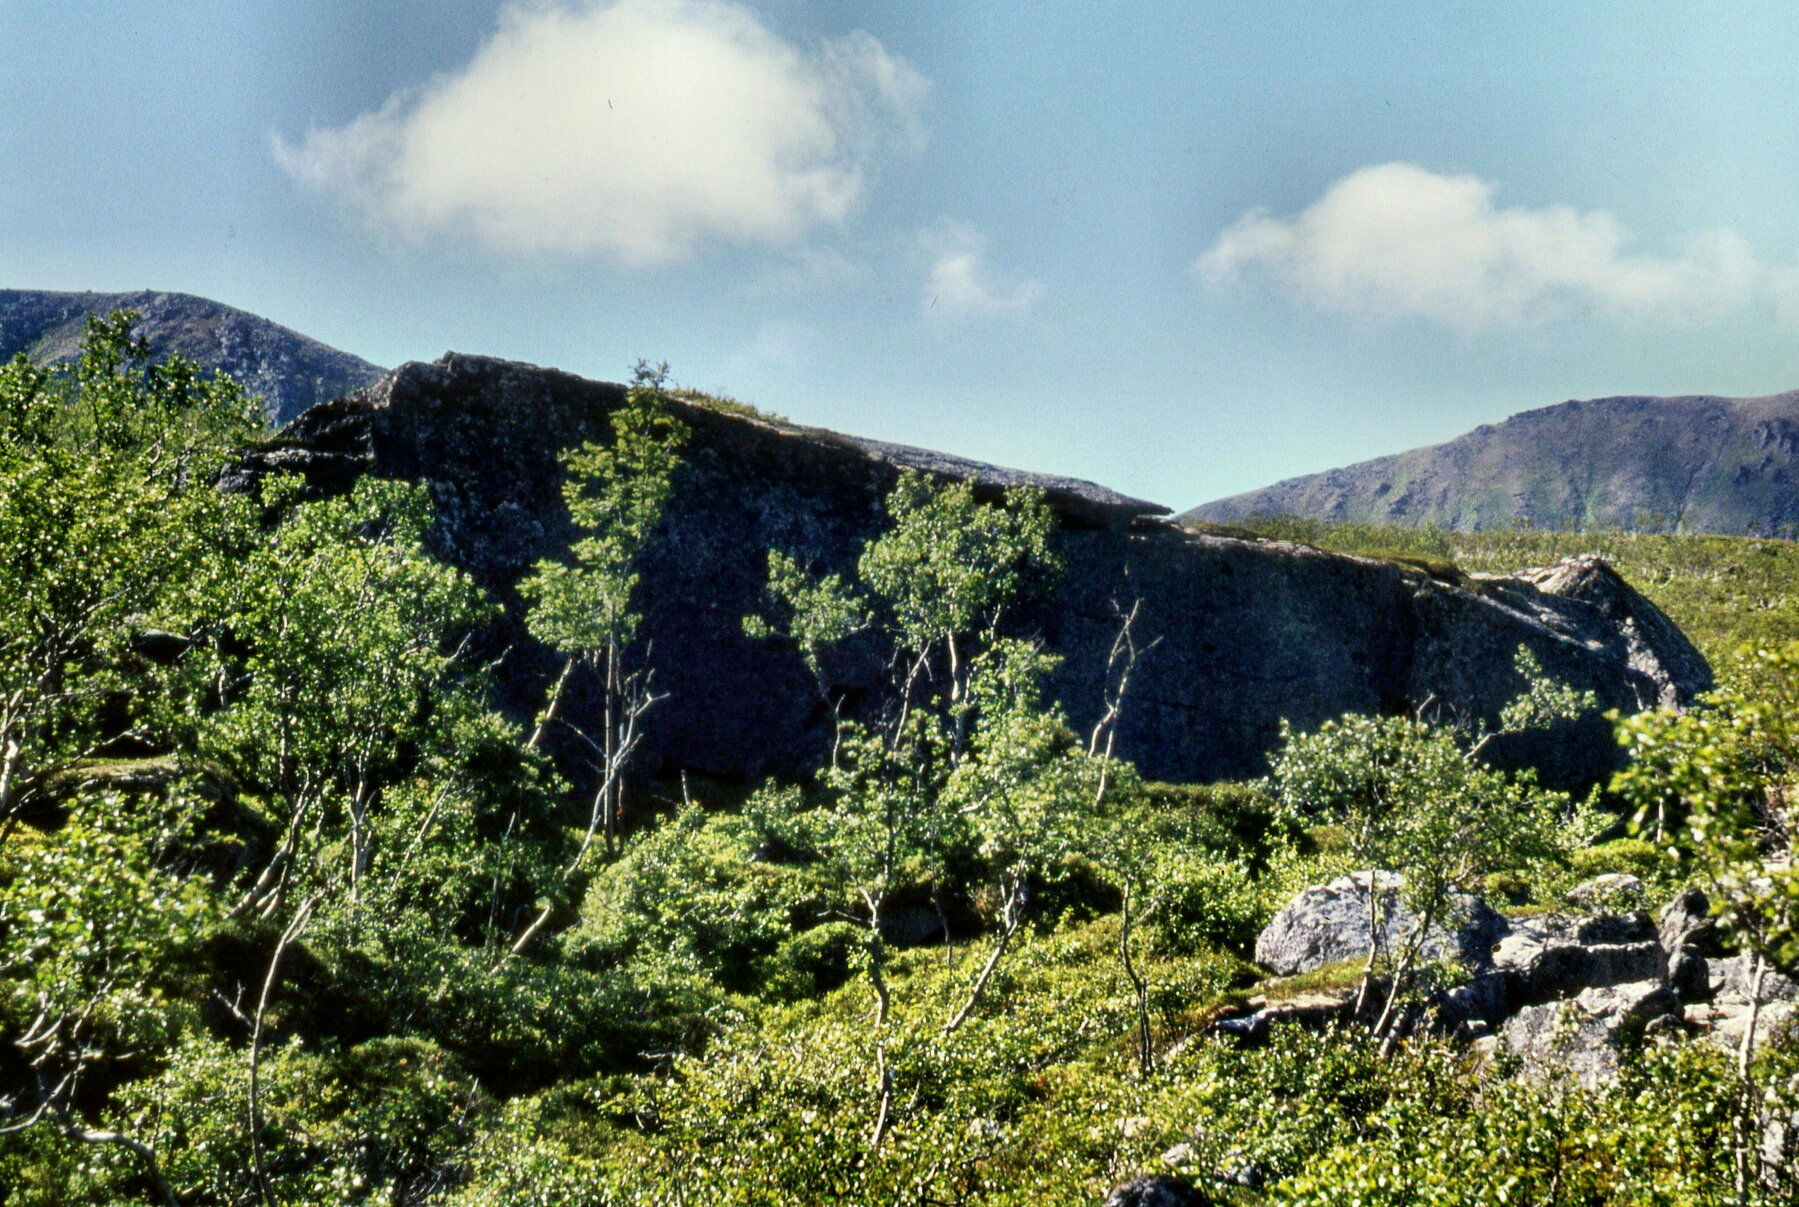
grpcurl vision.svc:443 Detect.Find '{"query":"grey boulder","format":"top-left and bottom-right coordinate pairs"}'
top-left (1103, 1174), bottom-right (1212, 1207)
top-left (1491, 910), bottom-right (1667, 1007)
top-left (1254, 870), bottom-right (1507, 977)
top-left (1658, 887), bottom-right (1722, 1002)
top-left (1501, 980), bottom-right (1681, 1088)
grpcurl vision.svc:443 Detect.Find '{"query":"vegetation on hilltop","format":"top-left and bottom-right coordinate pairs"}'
top-left (1220, 515), bottom-right (1799, 663)
top-left (4, 324), bottom-right (1799, 1202)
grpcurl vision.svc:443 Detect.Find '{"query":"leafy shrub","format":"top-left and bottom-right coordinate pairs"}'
top-left (1274, 1041), bottom-right (1746, 1204)
top-left (756, 919), bottom-right (862, 1002)
top-left (1143, 847), bottom-right (1264, 955)
top-left (1142, 780), bottom-right (1286, 870)
top-left (111, 1033), bottom-right (485, 1205)
top-left (567, 803), bottom-right (829, 999)
top-left (1567, 838), bottom-right (1672, 890)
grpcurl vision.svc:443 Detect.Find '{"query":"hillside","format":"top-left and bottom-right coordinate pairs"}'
top-left (0, 287), bottom-right (384, 423)
top-left (1185, 388), bottom-right (1799, 537)
top-left (2, 321), bottom-right (1794, 1205)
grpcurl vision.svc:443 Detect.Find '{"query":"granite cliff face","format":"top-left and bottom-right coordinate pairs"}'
top-left (232, 354), bottom-right (1712, 789)
top-left (0, 288), bottom-right (385, 425)
top-left (1186, 388), bottom-right (1799, 537)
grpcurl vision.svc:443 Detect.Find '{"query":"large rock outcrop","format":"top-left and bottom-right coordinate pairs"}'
top-left (227, 353), bottom-right (1713, 789)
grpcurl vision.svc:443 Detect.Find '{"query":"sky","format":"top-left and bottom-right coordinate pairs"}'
top-left (6, 0), bottom-right (1799, 510)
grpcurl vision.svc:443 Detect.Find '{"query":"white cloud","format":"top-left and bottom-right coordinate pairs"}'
top-left (921, 221), bottom-right (1044, 319)
top-left (729, 318), bottom-right (817, 371)
top-left (274, 0), bottom-right (925, 265)
top-left (744, 244), bottom-right (868, 296)
top-left (1196, 162), bottom-right (1772, 330)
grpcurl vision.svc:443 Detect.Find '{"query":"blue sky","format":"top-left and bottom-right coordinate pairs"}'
top-left (5, 1), bottom-right (1799, 509)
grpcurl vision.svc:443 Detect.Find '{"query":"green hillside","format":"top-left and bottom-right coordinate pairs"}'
top-left (6, 323), bottom-right (1799, 1204)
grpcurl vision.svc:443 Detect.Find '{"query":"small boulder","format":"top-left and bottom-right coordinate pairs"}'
top-left (1502, 979), bottom-right (1680, 1087)
top-left (1689, 954), bottom-right (1799, 1051)
top-left (1566, 873), bottom-right (1646, 911)
top-left (1255, 870), bottom-right (1506, 977)
top-left (1103, 1174), bottom-right (1212, 1207)
top-left (1658, 887), bottom-right (1722, 1002)
top-left (1492, 911), bottom-right (1665, 1007)
top-left (1722, 953), bottom-right (1799, 1003)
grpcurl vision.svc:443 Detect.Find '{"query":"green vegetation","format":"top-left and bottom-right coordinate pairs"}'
top-left (1226, 515), bottom-right (1799, 661)
top-left (1265, 656), bottom-right (1601, 1043)
top-left (4, 327), bottom-right (1799, 1202)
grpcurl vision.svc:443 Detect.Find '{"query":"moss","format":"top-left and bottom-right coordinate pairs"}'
top-left (1257, 956), bottom-right (1370, 1001)
top-left (1568, 837), bottom-right (1666, 881)
top-left (671, 387), bottom-right (788, 425)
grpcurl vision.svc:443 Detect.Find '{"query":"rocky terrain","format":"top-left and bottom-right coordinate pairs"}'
top-left (1243, 870), bottom-right (1787, 1090)
top-left (0, 287), bottom-right (384, 424)
top-left (230, 352), bottom-right (1712, 791)
top-left (1185, 388), bottom-right (1799, 537)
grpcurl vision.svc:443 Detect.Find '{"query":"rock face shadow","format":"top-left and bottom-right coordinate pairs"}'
top-left (228, 352), bottom-right (1713, 793)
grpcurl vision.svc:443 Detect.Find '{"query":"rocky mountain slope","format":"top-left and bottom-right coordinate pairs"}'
top-left (1185, 388), bottom-right (1799, 537)
top-left (230, 353), bottom-right (1711, 790)
top-left (0, 288), bottom-right (384, 424)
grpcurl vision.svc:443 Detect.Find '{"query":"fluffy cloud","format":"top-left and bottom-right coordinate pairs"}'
top-left (1196, 162), bottom-right (1770, 330)
top-left (921, 221), bottom-right (1044, 319)
top-left (275, 0), bottom-right (925, 265)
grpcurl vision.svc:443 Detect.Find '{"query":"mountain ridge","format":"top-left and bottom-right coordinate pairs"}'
top-left (1185, 387), bottom-right (1799, 537)
top-left (0, 287), bottom-right (385, 424)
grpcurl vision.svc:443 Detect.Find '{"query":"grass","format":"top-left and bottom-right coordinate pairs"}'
top-left (671, 387), bottom-right (789, 425)
top-left (1257, 957), bottom-right (1373, 1002)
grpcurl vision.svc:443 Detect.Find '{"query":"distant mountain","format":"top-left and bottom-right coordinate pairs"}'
top-left (1184, 389), bottom-right (1799, 537)
top-left (0, 289), bottom-right (385, 425)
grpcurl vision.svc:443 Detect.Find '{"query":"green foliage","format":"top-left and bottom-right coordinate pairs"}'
top-left (200, 475), bottom-right (490, 821)
top-left (0, 796), bottom-right (218, 1149)
top-left (87, 1032), bottom-right (486, 1205)
top-left (858, 472), bottom-right (1058, 654)
top-left (502, 915), bottom-right (1251, 1206)
top-left (520, 364), bottom-right (690, 659)
top-left (1275, 1041), bottom-right (1751, 1205)
top-left (0, 311), bottom-right (261, 831)
top-left (516, 361), bottom-right (691, 885)
top-left (1615, 643), bottom-right (1799, 975)
top-left (1140, 779), bottom-right (1287, 871)
top-left (747, 473), bottom-right (1067, 955)
top-left (1264, 658), bottom-right (1591, 1033)
top-left (741, 548), bottom-right (867, 690)
top-left (567, 803), bottom-right (829, 998)
top-left (1567, 836), bottom-right (1672, 884)
top-left (1266, 707), bottom-right (1570, 920)
top-left (1083, 782), bottom-right (1269, 957)
top-left (6, 329), bottom-right (1792, 1204)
